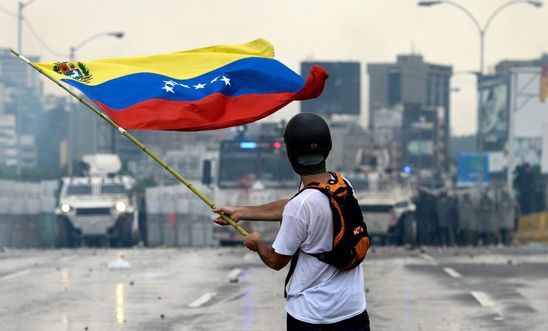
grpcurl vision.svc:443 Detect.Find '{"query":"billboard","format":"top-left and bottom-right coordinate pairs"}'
top-left (478, 75), bottom-right (508, 151)
top-left (541, 63), bottom-right (548, 103)
top-left (513, 68), bottom-right (546, 138)
top-left (300, 61), bottom-right (360, 116)
top-left (457, 153), bottom-right (490, 187)
top-left (401, 103), bottom-right (438, 169)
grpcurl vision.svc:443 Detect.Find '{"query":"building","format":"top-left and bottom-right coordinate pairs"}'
top-left (495, 54), bottom-right (548, 77)
top-left (0, 48), bottom-right (43, 169)
top-left (368, 54), bottom-right (452, 169)
top-left (0, 114), bottom-right (17, 167)
top-left (325, 118), bottom-right (373, 173)
top-left (18, 134), bottom-right (37, 168)
top-left (300, 61), bottom-right (361, 118)
top-left (0, 49), bottom-right (42, 91)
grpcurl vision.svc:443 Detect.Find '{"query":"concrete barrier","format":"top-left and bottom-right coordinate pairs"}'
top-left (0, 180), bottom-right (58, 248)
top-left (145, 213), bottom-right (214, 247)
top-left (0, 214), bottom-right (57, 248)
top-left (515, 211), bottom-right (548, 243)
top-left (145, 184), bottom-right (215, 247)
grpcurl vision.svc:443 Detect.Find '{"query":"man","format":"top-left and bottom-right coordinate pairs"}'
top-left (214, 113), bottom-right (369, 330)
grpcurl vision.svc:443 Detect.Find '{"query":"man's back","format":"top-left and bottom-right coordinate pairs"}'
top-left (273, 189), bottom-right (367, 324)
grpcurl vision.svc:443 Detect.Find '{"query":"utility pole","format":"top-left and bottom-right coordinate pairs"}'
top-left (15, 0), bottom-right (36, 177)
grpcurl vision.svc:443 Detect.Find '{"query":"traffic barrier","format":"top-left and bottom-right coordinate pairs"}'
top-left (0, 180), bottom-right (58, 248)
top-left (145, 184), bottom-right (215, 247)
top-left (515, 211), bottom-right (548, 243)
top-left (145, 213), bottom-right (214, 247)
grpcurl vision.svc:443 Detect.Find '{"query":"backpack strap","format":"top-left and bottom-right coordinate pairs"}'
top-left (284, 250), bottom-right (299, 299)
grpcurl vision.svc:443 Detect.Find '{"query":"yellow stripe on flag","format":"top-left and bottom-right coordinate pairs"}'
top-left (34, 38), bottom-right (274, 86)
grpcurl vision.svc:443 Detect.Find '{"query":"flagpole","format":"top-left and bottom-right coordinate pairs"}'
top-left (10, 49), bottom-right (249, 237)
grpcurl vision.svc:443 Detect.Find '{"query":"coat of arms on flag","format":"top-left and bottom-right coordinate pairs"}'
top-left (53, 61), bottom-right (93, 83)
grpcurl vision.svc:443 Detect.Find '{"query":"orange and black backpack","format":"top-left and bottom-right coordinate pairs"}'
top-left (284, 172), bottom-right (371, 297)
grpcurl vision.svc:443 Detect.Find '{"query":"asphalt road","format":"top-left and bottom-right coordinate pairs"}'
top-left (0, 244), bottom-right (547, 331)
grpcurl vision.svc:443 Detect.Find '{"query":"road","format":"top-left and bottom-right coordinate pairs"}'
top-left (0, 245), bottom-right (547, 331)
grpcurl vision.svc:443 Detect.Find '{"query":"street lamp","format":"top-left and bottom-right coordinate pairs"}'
top-left (67, 31), bottom-right (124, 176)
top-left (69, 31), bottom-right (124, 61)
top-left (17, 0), bottom-right (37, 53)
top-left (418, 0), bottom-right (542, 191)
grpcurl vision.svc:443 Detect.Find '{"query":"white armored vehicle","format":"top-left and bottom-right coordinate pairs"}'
top-left (352, 172), bottom-right (416, 245)
top-left (55, 154), bottom-right (138, 247)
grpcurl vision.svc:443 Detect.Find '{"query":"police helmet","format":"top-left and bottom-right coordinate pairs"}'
top-left (283, 112), bottom-right (332, 165)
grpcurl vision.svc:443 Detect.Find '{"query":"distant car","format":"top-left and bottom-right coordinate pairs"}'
top-left (55, 175), bottom-right (138, 247)
top-left (352, 174), bottom-right (416, 245)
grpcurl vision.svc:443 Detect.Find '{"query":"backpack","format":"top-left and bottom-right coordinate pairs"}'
top-left (284, 172), bottom-right (370, 297)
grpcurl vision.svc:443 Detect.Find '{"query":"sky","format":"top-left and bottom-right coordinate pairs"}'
top-left (0, 0), bottom-right (547, 135)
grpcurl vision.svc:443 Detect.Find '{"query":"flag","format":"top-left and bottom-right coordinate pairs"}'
top-left (35, 39), bottom-right (328, 131)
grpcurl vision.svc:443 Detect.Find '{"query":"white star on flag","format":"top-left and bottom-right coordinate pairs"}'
top-left (180, 84), bottom-right (190, 88)
top-left (220, 76), bottom-right (231, 86)
top-left (162, 85), bottom-right (175, 93)
top-left (210, 76), bottom-right (219, 84)
top-left (163, 80), bottom-right (177, 86)
top-left (194, 83), bottom-right (206, 89)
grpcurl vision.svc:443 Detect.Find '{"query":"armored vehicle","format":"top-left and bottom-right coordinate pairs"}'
top-left (55, 154), bottom-right (138, 246)
top-left (352, 173), bottom-right (416, 245)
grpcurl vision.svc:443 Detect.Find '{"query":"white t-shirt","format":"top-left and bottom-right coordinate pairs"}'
top-left (272, 188), bottom-right (367, 324)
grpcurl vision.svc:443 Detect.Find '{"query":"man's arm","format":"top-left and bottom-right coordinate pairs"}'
top-left (212, 199), bottom-right (289, 225)
top-left (244, 232), bottom-right (292, 270)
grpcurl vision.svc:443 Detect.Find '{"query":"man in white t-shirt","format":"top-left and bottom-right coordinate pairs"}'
top-left (213, 113), bottom-right (369, 330)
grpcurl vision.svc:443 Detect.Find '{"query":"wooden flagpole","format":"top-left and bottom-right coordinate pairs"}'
top-left (10, 49), bottom-right (249, 237)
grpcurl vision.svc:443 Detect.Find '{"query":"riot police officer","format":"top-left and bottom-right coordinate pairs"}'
top-left (435, 191), bottom-right (454, 246)
top-left (478, 192), bottom-right (499, 245)
top-left (457, 192), bottom-right (477, 246)
top-left (497, 190), bottom-right (516, 245)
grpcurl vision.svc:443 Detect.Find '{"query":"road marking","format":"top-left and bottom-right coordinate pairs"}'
top-left (443, 267), bottom-right (462, 278)
top-left (227, 268), bottom-right (242, 283)
top-left (470, 291), bottom-right (505, 321)
top-left (188, 292), bottom-right (217, 308)
top-left (471, 291), bottom-right (495, 307)
top-left (0, 269), bottom-right (29, 281)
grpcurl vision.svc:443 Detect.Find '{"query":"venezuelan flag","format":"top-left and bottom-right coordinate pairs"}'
top-left (35, 39), bottom-right (328, 131)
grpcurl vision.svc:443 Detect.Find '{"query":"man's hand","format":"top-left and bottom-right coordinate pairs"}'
top-left (212, 206), bottom-right (241, 226)
top-left (243, 231), bottom-right (291, 270)
top-left (243, 231), bottom-right (262, 252)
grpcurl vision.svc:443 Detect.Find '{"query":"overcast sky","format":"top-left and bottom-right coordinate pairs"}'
top-left (1, 0), bottom-right (547, 135)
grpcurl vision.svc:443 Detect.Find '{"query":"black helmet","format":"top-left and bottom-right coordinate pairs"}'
top-left (284, 112), bottom-right (332, 165)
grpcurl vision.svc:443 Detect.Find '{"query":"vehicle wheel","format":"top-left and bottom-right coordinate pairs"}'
top-left (119, 215), bottom-right (136, 247)
top-left (55, 217), bottom-right (69, 248)
top-left (401, 214), bottom-right (417, 246)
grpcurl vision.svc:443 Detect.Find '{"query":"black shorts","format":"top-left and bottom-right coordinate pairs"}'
top-left (287, 309), bottom-right (370, 331)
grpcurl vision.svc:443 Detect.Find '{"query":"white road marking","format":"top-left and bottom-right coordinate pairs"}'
top-left (227, 268), bottom-right (242, 282)
top-left (443, 267), bottom-right (462, 278)
top-left (471, 291), bottom-right (505, 321)
top-left (0, 269), bottom-right (30, 281)
top-left (188, 292), bottom-right (217, 308)
top-left (471, 291), bottom-right (495, 307)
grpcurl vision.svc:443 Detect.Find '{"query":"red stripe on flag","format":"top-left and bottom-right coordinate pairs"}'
top-left (96, 92), bottom-right (298, 131)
